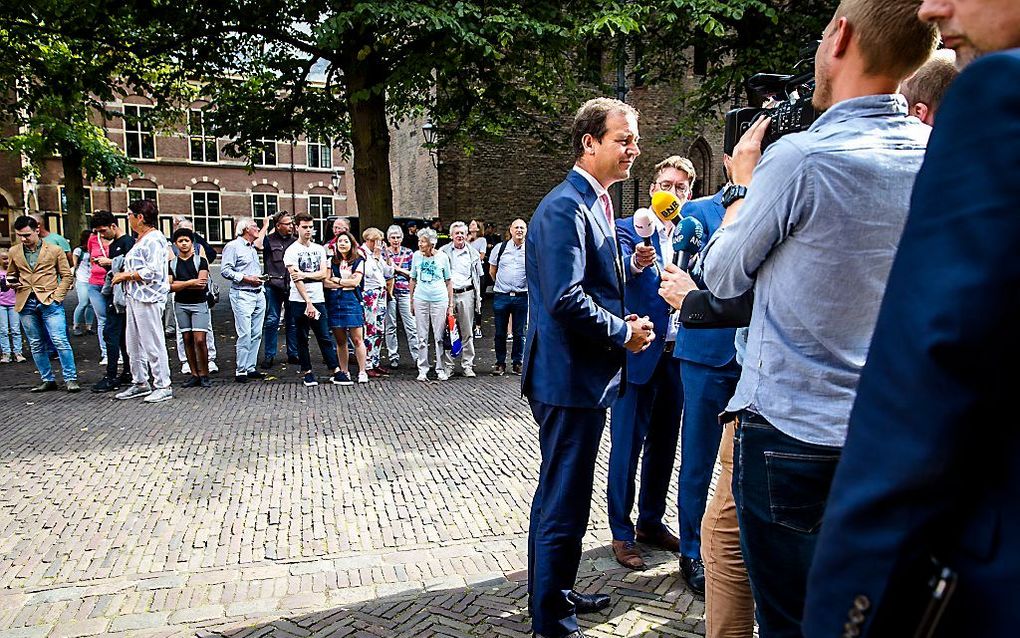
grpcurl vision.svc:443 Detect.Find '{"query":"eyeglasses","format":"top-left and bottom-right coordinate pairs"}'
top-left (657, 181), bottom-right (691, 195)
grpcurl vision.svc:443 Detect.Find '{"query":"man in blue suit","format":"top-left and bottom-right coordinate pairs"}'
top-left (803, 2), bottom-right (1020, 636)
top-left (608, 156), bottom-right (697, 573)
top-left (522, 97), bottom-right (655, 638)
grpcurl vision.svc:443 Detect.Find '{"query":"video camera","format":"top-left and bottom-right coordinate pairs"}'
top-left (723, 43), bottom-right (821, 155)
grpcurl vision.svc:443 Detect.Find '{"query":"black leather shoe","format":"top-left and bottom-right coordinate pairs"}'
top-left (680, 555), bottom-right (706, 595)
top-left (567, 590), bottom-right (610, 614)
top-left (181, 376), bottom-right (202, 388)
top-left (534, 631), bottom-right (588, 638)
top-left (287, 355), bottom-right (301, 364)
top-left (235, 374), bottom-right (250, 384)
top-left (259, 357), bottom-right (275, 370)
top-left (247, 370), bottom-right (266, 380)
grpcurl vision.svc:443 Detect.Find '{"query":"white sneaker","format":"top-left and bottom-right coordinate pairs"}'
top-left (416, 372), bottom-right (429, 382)
top-left (463, 368), bottom-right (476, 378)
top-left (15, 353), bottom-right (26, 363)
top-left (99, 355), bottom-right (108, 366)
top-left (473, 326), bottom-right (482, 339)
top-left (208, 361), bottom-right (219, 373)
top-left (144, 388), bottom-right (173, 403)
top-left (116, 383), bottom-right (152, 400)
top-left (436, 369), bottom-right (449, 381)
top-left (357, 371), bottom-right (369, 383)
top-left (0, 353), bottom-right (10, 363)
top-left (181, 362), bottom-right (191, 375)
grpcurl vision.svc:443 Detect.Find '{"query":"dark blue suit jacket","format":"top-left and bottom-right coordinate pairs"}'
top-left (522, 170), bottom-right (629, 409)
top-left (803, 51), bottom-right (1020, 637)
top-left (616, 217), bottom-right (670, 386)
top-left (673, 190), bottom-right (737, 367)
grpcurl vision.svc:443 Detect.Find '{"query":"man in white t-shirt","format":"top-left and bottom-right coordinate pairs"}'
top-left (283, 212), bottom-right (344, 387)
top-left (438, 221), bottom-right (482, 377)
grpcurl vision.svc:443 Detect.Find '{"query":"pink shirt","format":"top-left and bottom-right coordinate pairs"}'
top-left (0, 270), bottom-right (15, 307)
top-left (87, 234), bottom-right (111, 286)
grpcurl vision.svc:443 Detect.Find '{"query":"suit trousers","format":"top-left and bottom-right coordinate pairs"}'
top-left (678, 359), bottom-right (741, 558)
top-left (441, 290), bottom-right (476, 372)
top-left (528, 399), bottom-right (606, 638)
top-left (607, 347), bottom-right (683, 541)
top-left (703, 420), bottom-right (754, 638)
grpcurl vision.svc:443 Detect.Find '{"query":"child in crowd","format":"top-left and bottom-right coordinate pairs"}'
top-left (0, 250), bottom-right (26, 362)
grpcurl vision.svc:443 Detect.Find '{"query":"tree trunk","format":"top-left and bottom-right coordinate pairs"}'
top-left (345, 64), bottom-right (394, 233)
top-left (61, 148), bottom-right (87, 244)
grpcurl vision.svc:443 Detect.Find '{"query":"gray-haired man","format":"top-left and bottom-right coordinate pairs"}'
top-left (439, 221), bottom-right (482, 377)
top-left (221, 218), bottom-right (267, 383)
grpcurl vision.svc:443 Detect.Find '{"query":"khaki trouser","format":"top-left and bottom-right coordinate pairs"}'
top-left (702, 420), bottom-right (755, 638)
top-left (441, 289), bottom-right (476, 372)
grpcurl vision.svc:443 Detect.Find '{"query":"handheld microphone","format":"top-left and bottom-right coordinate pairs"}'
top-left (633, 208), bottom-right (656, 246)
top-left (651, 191), bottom-right (682, 225)
top-left (672, 216), bottom-right (705, 271)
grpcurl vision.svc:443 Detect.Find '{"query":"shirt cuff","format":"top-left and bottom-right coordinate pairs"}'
top-left (625, 323), bottom-right (632, 345)
top-left (629, 254), bottom-right (646, 275)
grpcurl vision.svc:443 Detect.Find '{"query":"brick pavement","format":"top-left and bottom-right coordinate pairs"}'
top-left (0, 289), bottom-right (706, 637)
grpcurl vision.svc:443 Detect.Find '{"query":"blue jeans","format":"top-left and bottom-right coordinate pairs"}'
top-left (732, 411), bottom-right (841, 638)
top-left (0, 305), bottom-right (22, 354)
top-left (86, 283), bottom-right (108, 357)
top-left (20, 296), bottom-right (77, 381)
top-left (73, 280), bottom-right (96, 330)
top-left (229, 288), bottom-right (266, 375)
top-left (263, 285), bottom-right (297, 360)
top-left (103, 298), bottom-right (130, 379)
top-left (493, 292), bottom-right (527, 365)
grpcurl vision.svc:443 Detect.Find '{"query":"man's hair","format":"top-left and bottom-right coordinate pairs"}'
top-left (272, 211), bottom-right (292, 226)
top-left (571, 97), bottom-right (639, 160)
top-left (294, 212), bottom-right (314, 225)
top-left (172, 228), bottom-right (195, 242)
top-left (235, 217), bottom-right (257, 237)
top-left (901, 50), bottom-right (958, 112)
top-left (90, 210), bottom-right (116, 228)
top-left (834, 0), bottom-right (939, 80)
top-left (652, 156), bottom-right (697, 184)
top-left (13, 215), bottom-right (38, 231)
top-left (449, 221), bottom-right (468, 235)
top-left (128, 199), bottom-right (159, 227)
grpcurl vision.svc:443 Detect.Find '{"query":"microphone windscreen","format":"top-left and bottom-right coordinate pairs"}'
top-left (633, 208), bottom-right (656, 239)
top-left (651, 191), bottom-right (682, 224)
top-left (672, 216), bottom-right (705, 253)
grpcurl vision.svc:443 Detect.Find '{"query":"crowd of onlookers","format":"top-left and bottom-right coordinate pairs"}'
top-left (1, 203), bottom-right (529, 401)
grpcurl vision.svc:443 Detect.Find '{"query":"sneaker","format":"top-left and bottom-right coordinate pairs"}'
top-left (118, 372), bottom-right (133, 385)
top-left (287, 356), bottom-right (301, 365)
top-left (181, 362), bottom-right (191, 375)
top-left (473, 326), bottom-right (482, 339)
top-left (302, 372), bottom-right (318, 387)
top-left (235, 374), bottom-right (250, 384)
top-left (491, 364), bottom-right (506, 376)
top-left (463, 368), bottom-right (476, 378)
top-left (72, 326), bottom-right (84, 337)
top-left (15, 354), bottom-right (26, 363)
top-left (247, 370), bottom-right (266, 380)
top-left (367, 368), bottom-right (383, 379)
top-left (92, 377), bottom-right (121, 393)
top-left (99, 355), bottom-right (108, 366)
top-left (144, 388), bottom-right (173, 403)
top-left (332, 371), bottom-right (354, 386)
top-left (512, 363), bottom-right (523, 375)
top-left (181, 376), bottom-right (202, 388)
top-left (388, 360), bottom-right (399, 370)
top-left (416, 372), bottom-right (429, 382)
top-left (30, 381), bottom-right (58, 393)
top-left (0, 353), bottom-right (10, 363)
top-left (259, 357), bottom-right (275, 370)
top-left (116, 383), bottom-right (152, 400)
top-left (436, 369), bottom-right (449, 381)
top-left (208, 361), bottom-right (219, 373)
top-left (65, 381), bottom-right (81, 393)
top-left (357, 371), bottom-right (369, 383)
top-left (200, 376), bottom-right (213, 388)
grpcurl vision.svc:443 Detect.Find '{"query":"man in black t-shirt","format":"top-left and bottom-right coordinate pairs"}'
top-left (90, 211), bottom-right (136, 392)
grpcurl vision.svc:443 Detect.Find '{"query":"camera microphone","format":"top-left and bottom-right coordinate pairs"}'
top-left (672, 216), bottom-right (705, 271)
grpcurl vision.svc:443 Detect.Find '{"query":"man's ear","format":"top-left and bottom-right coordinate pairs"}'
top-left (831, 16), bottom-right (852, 59)
top-left (911, 102), bottom-right (931, 125)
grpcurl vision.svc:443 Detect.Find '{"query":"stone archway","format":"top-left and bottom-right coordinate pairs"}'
top-left (687, 137), bottom-right (713, 199)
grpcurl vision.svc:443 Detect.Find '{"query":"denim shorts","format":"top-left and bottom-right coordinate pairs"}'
top-left (174, 302), bottom-right (211, 333)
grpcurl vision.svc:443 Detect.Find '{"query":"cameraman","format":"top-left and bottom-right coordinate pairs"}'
top-left (698, 1), bottom-right (938, 635)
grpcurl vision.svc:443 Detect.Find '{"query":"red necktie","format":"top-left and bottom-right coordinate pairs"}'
top-left (599, 193), bottom-right (614, 228)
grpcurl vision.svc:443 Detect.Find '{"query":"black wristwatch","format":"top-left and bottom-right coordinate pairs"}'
top-left (721, 184), bottom-right (748, 208)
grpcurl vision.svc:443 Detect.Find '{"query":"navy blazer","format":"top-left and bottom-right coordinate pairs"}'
top-left (803, 51), bottom-right (1020, 637)
top-left (673, 190), bottom-right (737, 367)
top-left (616, 216), bottom-right (670, 386)
top-left (521, 170), bottom-right (629, 409)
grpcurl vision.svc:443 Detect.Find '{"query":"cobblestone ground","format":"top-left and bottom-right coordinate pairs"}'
top-left (0, 286), bottom-right (704, 638)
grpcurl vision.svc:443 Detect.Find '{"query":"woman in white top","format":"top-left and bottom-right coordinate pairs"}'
top-left (359, 227), bottom-right (393, 377)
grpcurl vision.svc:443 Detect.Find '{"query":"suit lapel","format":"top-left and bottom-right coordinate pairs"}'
top-left (565, 171), bottom-right (626, 300)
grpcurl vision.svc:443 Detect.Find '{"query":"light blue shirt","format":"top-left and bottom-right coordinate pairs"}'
top-left (220, 237), bottom-right (262, 291)
top-left (410, 251), bottom-right (451, 304)
top-left (702, 94), bottom-right (930, 447)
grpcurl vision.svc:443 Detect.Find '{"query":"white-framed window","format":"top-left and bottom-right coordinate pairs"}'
top-left (192, 192), bottom-right (222, 243)
top-left (123, 104), bottom-right (155, 160)
top-left (308, 195), bottom-right (333, 240)
top-left (252, 193), bottom-right (279, 223)
top-left (188, 109), bottom-right (217, 163)
top-left (59, 186), bottom-right (93, 214)
top-left (127, 188), bottom-right (158, 206)
top-left (256, 139), bottom-right (277, 166)
top-left (307, 138), bottom-right (331, 169)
